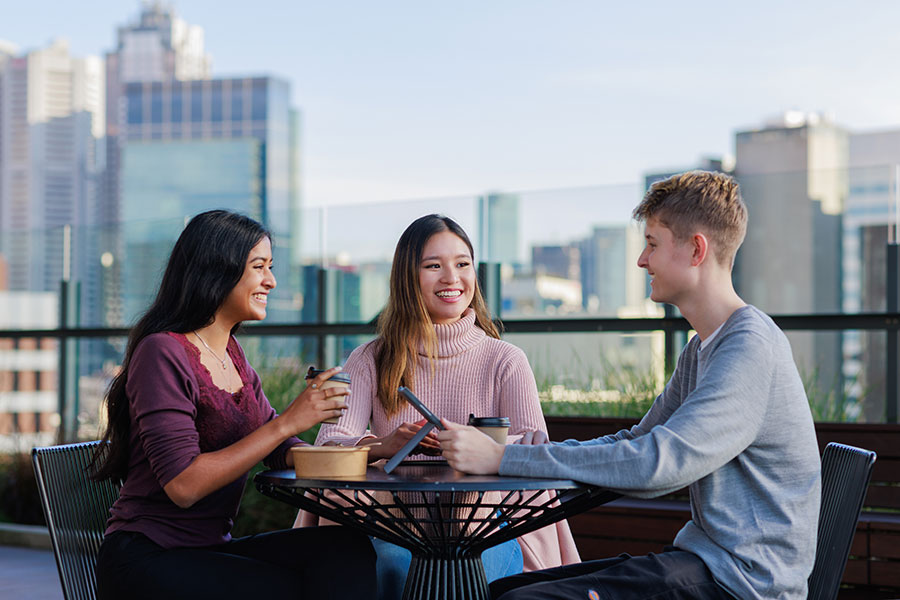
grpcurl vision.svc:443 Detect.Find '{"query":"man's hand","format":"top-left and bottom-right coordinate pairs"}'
top-left (437, 420), bottom-right (505, 475)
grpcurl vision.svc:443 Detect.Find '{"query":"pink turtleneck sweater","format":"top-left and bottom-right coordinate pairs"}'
top-left (309, 309), bottom-right (580, 571)
top-left (317, 309), bottom-right (546, 447)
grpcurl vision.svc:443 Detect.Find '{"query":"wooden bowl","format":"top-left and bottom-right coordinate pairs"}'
top-left (291, 445), bottom-right (370, 478)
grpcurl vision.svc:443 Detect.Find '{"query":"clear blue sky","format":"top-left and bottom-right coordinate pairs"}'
top-left (7, 0), bottom-right (900, 216)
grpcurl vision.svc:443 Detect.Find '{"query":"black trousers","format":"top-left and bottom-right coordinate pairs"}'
top-left (96, 527), bottom-right (376, 600)
top-left (490, 548), bottom-right (734, 600)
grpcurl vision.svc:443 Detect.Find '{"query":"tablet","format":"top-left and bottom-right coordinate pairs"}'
top-left (398, 386), bottom-right (444, 430)
top-left (384, 388), bottom-right (445, 473)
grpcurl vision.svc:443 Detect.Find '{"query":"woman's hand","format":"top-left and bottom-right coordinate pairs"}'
top-left (277, 366), bottom-right (349, 437)
top-left (166, 367), bottom-right (347, 508)
top-left (516, 430), bottom-right (550, 445)
top-left (359, 419), bottom-right (441, 460)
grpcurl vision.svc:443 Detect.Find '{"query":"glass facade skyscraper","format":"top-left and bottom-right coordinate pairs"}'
top-left (118, 76), bottom-right (301, 324)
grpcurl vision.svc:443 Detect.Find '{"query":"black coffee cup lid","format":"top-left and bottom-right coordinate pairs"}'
top-left (305, 366), bottom-right (351, 384)
top-left (467, 415), bottom-right (510, 427)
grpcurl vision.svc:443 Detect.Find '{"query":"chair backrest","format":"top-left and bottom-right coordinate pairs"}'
top-left (32, 441), bottom-right (121, 600)
top-left (807, 442), bottom-right (876, 600)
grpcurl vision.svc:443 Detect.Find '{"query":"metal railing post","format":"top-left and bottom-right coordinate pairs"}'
top-left (478, 262), bottom-right (502, 319)
top-left (663, 304), bottom-right (678, 376)
top-left (57, 279), bottom-right (69, 444)
top-left (317, 267), bottom-right (328, 369)
top-left (57, 278), bottom-right (81, 443)
top-left (887, 243), bottom-right (899, 423)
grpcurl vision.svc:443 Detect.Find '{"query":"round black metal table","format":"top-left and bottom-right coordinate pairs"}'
top-left (254, 460), bottom-right (619, 600)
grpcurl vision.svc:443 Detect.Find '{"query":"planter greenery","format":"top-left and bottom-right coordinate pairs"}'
top-left (801, 367), bottom-right (862, 423)
top-left (0, 452), bottom-right (45, 526)
top-left (536, 356), bottom-right (662, 419)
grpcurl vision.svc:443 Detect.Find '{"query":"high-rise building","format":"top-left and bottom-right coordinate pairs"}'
top-left (505, 244), bottom-right (583, 315)
top-left (845, 129), bottom-right (900, 312)
top-left (844, 128), bottom-right (900, 421)
top-left (532, 244), bottom-right (580, 280)
top-left (114, 2), bottom-right (210, 85)
top-left (118, 75), bottom-right (301, 324)
top-left (104, 3), bottom-right (211, 227)
top-left (99, 5), bottom-right (302, 326)
top-left (298, 263), bottom-right (370, 365)
top-left (478, 192), bottom-right (520, 266)
top-left (96, 4), bottom-right (212, 331)
top-left (0, 39), bottom-right (104, 292)
top-left (0, 40), bottom-right (17, 225)
top-left (577, 224), bottom-right (645, 315)
top-left (505, 222), bottom-right (662, 391)
top-left (502, 272), bottom-right (582, 316)
top-left (733, 112), bottom-right (846, 393)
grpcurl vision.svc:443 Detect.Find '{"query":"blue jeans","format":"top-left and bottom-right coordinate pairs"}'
top-left (372, 537), bottom-right (524, 600)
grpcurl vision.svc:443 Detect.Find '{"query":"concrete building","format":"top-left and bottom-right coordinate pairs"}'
top-left (502, 272), bottom-right (582, 316)
top-left (532, 244), bottom-right (580, 281)
top-left (0, 41), bottom-right (15, 227)
top-left (733, 112), bottom-right (846, 397)
top-left (0, 256), bottom-right (58, 452)
top-left (104, 2), bottom-right (211, 227)
top-left (844, 128), bottom-right (900, 421)
top-left (0, 39), bottom-right (104, 292)
top-left (577, 223), bottom-right (645, 315)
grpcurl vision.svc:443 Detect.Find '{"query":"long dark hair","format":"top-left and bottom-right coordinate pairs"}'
top-left (374, 214), bottom-right (499, 415)
top-left (92, 210), bottom-right (271, 481)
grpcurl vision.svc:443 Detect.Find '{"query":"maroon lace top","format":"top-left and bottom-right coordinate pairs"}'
top-left (105, 332), bottom-right (301, 548)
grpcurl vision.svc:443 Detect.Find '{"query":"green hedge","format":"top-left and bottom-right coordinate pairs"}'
top-left (0, 452), bottom-right (45, 525)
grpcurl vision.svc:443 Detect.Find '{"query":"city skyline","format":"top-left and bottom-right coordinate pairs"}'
top-left (8, 0), bottom-right (900, 221)
top-left (5, 3), bottom-right (900, 446)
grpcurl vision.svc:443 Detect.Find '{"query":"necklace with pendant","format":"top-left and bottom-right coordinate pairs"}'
top-left (194, 331), bottom-right (228, 370)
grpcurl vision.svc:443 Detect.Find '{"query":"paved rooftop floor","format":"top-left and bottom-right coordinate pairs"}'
top-left (0, 545), bottom-right (63, 599)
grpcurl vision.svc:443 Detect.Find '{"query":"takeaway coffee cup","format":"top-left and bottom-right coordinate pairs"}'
top-left (467, 414), bottom-right (510, 444)
top-left (306, 367), bottom-right (351, 424)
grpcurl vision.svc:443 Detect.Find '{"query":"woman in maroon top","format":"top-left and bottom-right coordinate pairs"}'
top-left (92, 210), bottom-right (375, 599)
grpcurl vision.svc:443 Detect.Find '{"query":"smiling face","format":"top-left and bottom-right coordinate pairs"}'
top-left (418, 231), bottom-right (476, 325)
top-left (218, 236), bottom-right (276, 325)
top-left (636, 217), bottom-right (696, 306)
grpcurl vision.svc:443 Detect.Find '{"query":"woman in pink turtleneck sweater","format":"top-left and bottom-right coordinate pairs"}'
top-left (296, 214), bottom-right (578, 597)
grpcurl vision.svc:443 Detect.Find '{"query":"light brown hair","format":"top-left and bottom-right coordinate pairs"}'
top-left (374, 214), bottom-right (499, 416)
top-left (633, 170), bottom-right (747, 267)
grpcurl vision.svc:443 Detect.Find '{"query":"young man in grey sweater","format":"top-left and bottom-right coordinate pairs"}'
top-left (439, 171), bottom-right (821, 600)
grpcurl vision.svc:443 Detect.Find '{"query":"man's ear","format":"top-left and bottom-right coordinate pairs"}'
top-left (691, 233), bottom-right (709, 266)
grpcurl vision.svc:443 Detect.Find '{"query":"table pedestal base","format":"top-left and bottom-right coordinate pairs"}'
top-left (255, 464), bottom-right (620, 599)
top-left (403, 554), bottom-right (490, 600)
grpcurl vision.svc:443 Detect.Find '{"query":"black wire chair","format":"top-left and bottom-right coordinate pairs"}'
top-left (807, 442), bottom-right (877, 600)
top-left (32, 441), bottom-right (121, 600)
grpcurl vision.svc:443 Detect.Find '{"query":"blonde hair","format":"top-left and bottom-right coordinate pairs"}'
top-left (633, 170), bottom-right (747, 267)
top-left (374, 215), bottom-right (499, 416)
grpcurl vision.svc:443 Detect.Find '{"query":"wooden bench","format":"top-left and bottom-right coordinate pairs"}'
top-left (545, 417), bottom-right (900, 598)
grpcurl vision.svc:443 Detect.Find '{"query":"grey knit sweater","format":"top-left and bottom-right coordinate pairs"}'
top-left (501, 305), bottom-right (821, 599)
